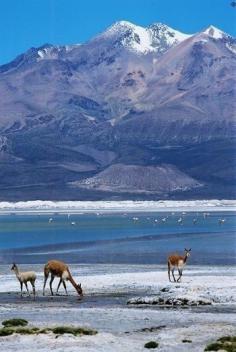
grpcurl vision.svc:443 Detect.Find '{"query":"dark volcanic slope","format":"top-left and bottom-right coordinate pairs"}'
top-left (0, 22), bottom-right (235, 200)
top-left (73, 164), bottom-right (201, 194)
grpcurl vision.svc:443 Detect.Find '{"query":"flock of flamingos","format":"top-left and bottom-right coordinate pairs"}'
top-left (11, 249), bottom-right (191, 299)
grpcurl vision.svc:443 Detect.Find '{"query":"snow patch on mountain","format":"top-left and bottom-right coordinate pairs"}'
top-left (203, 25), bottom-right (228, 39)
top-left (226, 42), bottom-right (236, 54)
top-left (37, 43), bottom-right (81, 61)
top-left (104, 21), bottom-right (153, 53)
top-left (149, 23), bottom-right (191, 47)
top-left (37, 45), bottom-right (60, 60)
top-left (98, 20), bottom-right (192, 54)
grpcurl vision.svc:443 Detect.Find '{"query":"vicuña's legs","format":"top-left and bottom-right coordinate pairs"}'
top-left (168, 269), bottom-right (171, 282)
top-left (62, 280), bottom-right (68, 295)
top-left (56, 279), bottom-right (62, 294)
top-left (31, 280), bottom-right (36, 299)
top-left (24, 282), bottom-right (30, 296)
top-left (177, 269), bottom-right (182, 282)
top-left (172, 269), bottom-right (176, 282)
top-left (49, 275), bottom-right (55, 296)
top-left (43, 274), bottom-right (49, 296)
top-left (20, 282), bottom-right (23, 297)
top-left (168, 263), bottom-right (171, 282)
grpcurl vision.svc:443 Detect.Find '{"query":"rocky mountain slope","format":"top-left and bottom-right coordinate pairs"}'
top-left (0, 21), bottom-right (235, 200)
top-left (72, 164), bottom-right (201, 194)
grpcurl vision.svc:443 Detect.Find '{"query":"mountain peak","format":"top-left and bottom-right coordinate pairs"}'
top-left (203, 25), bottom-right (227, 39)
top-left (98, 21), bottom-right (154, 54)
top-left (110, 20), bottom-right (138, 29)
top-left (103, 20), bottom-right (146, 37)
top-left (148, 22), bottom-right (192, 44)
top-left (98, 20), bottom-right (192, 54)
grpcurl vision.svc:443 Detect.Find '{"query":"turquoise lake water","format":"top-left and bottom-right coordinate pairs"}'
top-left (0, 212), bottom-right (235, 264)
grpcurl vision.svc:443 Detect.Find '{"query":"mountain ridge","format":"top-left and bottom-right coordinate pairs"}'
top-left (0, 21), bottom-right (235, 200)
top-left (1, 21), bottom-right (233, 72)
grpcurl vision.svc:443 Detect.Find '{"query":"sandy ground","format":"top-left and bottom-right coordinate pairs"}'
top-left (0, 264), bottom-right (235, 351)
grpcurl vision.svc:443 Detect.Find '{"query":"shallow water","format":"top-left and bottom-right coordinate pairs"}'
top-left (0, 264), bottom-right (235, 311)
top-left (0, 212), bottom-right (235, 264)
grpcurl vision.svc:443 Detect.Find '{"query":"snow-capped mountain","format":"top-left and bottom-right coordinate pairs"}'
top-left (0, 20), bottom-right (191, 74)
top-left (0, 21), bottom-right (235, 200)
top-left (200, 25), bottom-right (236, 54)
top-left (94, 20), bottom-right (192, 54)
top-left (203, 25), bottom-right (229, 39)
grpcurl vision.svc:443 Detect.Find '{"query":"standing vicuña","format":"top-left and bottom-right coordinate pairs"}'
top-left (167, 248), bottom-right (191, 282)
top-left (43, 260), bottom-right (83, 297)
top-left (11, 263), bottom-right (36, 298)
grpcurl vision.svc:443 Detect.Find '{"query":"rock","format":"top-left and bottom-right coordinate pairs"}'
top-left (127, 296), bottom-right (212, 306)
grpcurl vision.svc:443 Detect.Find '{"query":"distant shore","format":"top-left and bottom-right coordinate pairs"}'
top-left (0, 199), bottom-right (235, 214)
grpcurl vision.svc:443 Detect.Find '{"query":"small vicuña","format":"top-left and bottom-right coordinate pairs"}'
top-left (167, 248), bottom-right (191, 282)
top-left (11, 263), bottom-right (36, 298)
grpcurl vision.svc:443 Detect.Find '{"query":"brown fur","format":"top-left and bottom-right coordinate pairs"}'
top-left (43, 260), bottom-right (83, 297)
top-left (167, 249), bottom-right (191, 282)
top-left (168, 254), bottom-right (186, 265)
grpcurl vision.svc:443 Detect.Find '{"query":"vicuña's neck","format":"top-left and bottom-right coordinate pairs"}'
top-left (184, 255), bottom-right (188, 263)
top-left (68, 272), bottom-right (78, 289)
top-left (14, 267), bottom-right (20, 276)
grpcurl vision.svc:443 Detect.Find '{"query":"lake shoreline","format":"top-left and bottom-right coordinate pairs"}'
top-left (0, 199), bottom-right (235, 214)
top-left (0, 264), bottom-right (235, 351)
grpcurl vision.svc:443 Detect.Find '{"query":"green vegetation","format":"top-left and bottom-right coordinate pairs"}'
top-left (11, 327), bottom-right (40, 335)
top-left (50, 326), bottom-right (97, 336)
top-left (0, 319), bottom-right (97, 338)
top-left (205, 342), bottom-right (223, 351)
top-left (0, 326), bottom-right (41, 337)
top-left (182, 339), bottom-right (192, 343)
top-left (0, 328), bottom-right (15, 336)
top-left (144, 341), bottom-right (159, 349)
top-left (218, 336), bottom-right (236, 344)
top-left (204, 336), bottom-right (236, 351)
top-left (2, 318), bottom-right (28, 327)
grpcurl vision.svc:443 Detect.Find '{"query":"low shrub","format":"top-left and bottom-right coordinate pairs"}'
top-left (50, 326), bottom-right (97, 336)
top-left (144, 341), bottom-right (159, 349)
top-left (0, 328), bottom-right (15, 336)
top-left (2, 319), bottom-right (28, 327)
top-left (205, 336), bottom-right (236, 351)
top-left (0, 322), bottom-right (97, 338)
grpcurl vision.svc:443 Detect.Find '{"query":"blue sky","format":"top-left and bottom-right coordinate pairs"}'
top-left (0, 0), bottom-right (235, 65)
